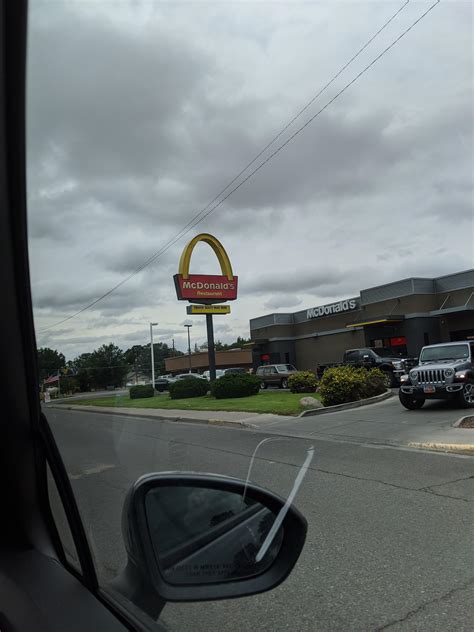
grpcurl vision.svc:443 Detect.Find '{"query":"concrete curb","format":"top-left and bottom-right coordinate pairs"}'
top-left (452, 415), bottom-right (474, 428)
top-left (298, 389), bottom-right (393, 417)
top-left (408, 442), bottom-right (474, 454)
top-left (46, 404), bottom-right (251, 428)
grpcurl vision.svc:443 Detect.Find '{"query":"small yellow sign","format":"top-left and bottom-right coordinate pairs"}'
top-left (186, 304), bottom-right (231, 315)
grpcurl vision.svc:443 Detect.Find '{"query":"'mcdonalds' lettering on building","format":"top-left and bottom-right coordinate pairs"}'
top-left (306, 299), bottom-right (358, 319)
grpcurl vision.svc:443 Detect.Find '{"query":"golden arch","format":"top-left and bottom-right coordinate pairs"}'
top-left (178, 233), bottom-right (234, 280)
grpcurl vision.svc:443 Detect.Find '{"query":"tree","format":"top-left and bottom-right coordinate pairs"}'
top-left (213, 337), bottom-right (251, 352)
top-left (88, 344), bottom-right (128, 389)
top-left (72, 345), bottom-right (128, 391)
top-left (71, 352), bottom-right (93, 392)
top-left (124, 342), bottom-right (184, 379)
top-left (37, 347), bottom-right (65, 381)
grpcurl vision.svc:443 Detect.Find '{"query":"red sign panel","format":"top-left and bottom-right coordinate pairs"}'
top-left (390, 336), bottom-right (407, 347)
top-left (174, 274), bottom-right (238, 302)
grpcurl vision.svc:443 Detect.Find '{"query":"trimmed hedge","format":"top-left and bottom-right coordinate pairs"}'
top-left (319, 366), bottom-right (386, 407)
top-left (288, 371), bottom-right (318, 394)
top-left (129, 384), bottom-right (154, 399)
top-left (169, 377), bottom-right (209, 399)
top-left (210, 373), bottom-right (261, 399)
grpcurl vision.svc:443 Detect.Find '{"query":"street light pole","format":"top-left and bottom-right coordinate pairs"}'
top-left (185, 324), bottom-right (192, 373)
top-left (150, 322), bottom-right (158, 389)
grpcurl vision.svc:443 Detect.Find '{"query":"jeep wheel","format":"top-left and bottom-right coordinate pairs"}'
top-left (457, 382), bottom-right (474, 408)
top-left (281, 378), bottom-right (288, 389)
top-left (399, 390), bottom-right (425, 410)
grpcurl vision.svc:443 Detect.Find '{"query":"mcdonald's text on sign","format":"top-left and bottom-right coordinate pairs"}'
top-left (175, 274), bottom-right (238, 301)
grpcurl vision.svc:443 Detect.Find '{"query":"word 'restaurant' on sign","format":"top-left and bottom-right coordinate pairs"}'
top-left (186, 304), bottom-right (231, 315)
top-left (174, 233), bottom-right (238, 304)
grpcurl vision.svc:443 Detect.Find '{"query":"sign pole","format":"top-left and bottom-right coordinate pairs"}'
top-left (206, 313), bottom-right (216, 381)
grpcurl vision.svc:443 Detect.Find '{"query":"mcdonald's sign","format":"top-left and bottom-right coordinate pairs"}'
top-left (174, 233), bottom-right (238, 303)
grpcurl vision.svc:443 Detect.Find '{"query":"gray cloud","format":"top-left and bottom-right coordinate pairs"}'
top-left (27, 1), bottom-right (473, 359)
top-left (264, 295), bottom-right (302, 310)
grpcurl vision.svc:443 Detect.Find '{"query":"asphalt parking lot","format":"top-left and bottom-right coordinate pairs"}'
top-left (253, 392), bottom-right (473, 449)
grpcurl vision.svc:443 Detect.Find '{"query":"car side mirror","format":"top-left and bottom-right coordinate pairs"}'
top-left (111, 473), bottom-right (307, 619)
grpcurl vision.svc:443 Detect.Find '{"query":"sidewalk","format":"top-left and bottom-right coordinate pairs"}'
top-left (48, 401), bottom-right (474, 453)
top-left (48, 403), bottom-right (297, 428)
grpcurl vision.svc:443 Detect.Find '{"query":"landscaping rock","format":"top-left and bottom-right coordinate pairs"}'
top-left (299, 396), bottom-right (323, 408)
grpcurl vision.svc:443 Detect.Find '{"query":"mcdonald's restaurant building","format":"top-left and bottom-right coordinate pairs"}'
top-left (249, 269), bottom-right (474, 370)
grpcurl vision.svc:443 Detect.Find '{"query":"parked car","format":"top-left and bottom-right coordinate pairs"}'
top-left (174, 373), bottom-right (207, 381)
top-left (223, 367), bottom-right (247, 376)
top-left (399, 341), bottom-right (474, 409)
top-left (154, 374), bottom-right (176, 392)
top-left (203, 369), bottom-right (226, 381)
top-left (256, 364), bottom-right (298, 389)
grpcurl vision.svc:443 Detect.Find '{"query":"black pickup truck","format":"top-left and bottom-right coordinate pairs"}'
top-left (317, 347), bottom-right (416, 388)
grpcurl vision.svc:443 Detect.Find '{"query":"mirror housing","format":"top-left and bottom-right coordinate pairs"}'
top-left (113, 473), bottom-right (307, 616)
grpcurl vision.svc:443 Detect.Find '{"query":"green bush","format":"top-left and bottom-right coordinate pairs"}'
top-left (169, 377), bottom-right (209, 399)
top-left (129, 384), bottom-right (154, 399)
top-left (288, 371), bottom-right (318, 393)
top-left (319, 365), bottom-right (388, 406)
top-left (363, 368), bottom-right (387, 398)
top-left (210, 373), bottom-right (261, 399)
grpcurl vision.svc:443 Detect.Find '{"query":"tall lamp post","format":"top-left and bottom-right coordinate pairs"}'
top-left (150, 322), bottom-right (158, 388)
top-left (185, 324), bottom-right (192, 373)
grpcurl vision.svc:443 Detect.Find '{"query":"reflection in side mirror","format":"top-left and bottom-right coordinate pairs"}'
top-left (145, 485), bottom-right (283, 585)
top-left (112, 472), bottom-right (308, 619)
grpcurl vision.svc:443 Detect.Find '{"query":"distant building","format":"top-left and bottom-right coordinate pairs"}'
top-left (165, 348), bottom-right (253, 374)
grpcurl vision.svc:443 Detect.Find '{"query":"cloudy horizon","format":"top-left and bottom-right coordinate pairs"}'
top-left (27, 0), bottom-right (473, 360)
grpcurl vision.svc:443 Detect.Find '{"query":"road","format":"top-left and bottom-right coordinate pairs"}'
top-left (46, 408), bottom-right (474, 632)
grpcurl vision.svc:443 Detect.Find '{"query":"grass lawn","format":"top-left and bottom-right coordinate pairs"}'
top-left (68, 391), bottom-right (321, 416)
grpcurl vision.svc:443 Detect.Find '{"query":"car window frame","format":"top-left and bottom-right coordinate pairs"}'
top-left (0, 5), bottom-right (157, 630)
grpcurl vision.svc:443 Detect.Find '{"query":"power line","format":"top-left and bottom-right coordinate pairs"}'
top-left (39, 0), bottom-right (439, 333)
top-left (39, 2), bottom-right (410, 335)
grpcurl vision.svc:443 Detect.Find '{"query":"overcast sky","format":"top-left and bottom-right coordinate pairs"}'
top-left (27, 0), bottom-right (473, 360)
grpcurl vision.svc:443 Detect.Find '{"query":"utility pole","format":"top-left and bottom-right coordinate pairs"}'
top-left (150, 322), bottom-right (158, 388)
top-left (185, 324), bottom-right (192, 373)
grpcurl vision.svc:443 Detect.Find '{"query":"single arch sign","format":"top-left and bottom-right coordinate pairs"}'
top-left (174, 233), bottom-right (238, 304)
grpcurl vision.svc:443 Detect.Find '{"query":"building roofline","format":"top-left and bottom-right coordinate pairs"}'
top-left (250, 269), bottom-right (474, 329)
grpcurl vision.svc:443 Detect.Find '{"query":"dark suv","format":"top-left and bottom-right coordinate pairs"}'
top-left (256, 364), bottom-right (297, 389)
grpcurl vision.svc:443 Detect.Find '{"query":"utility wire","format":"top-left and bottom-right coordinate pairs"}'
top-left (39, 0), bottom-right (438, 333)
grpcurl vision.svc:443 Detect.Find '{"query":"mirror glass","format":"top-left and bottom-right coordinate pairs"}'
top-left (144, 485), bottom-right (283, 585)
